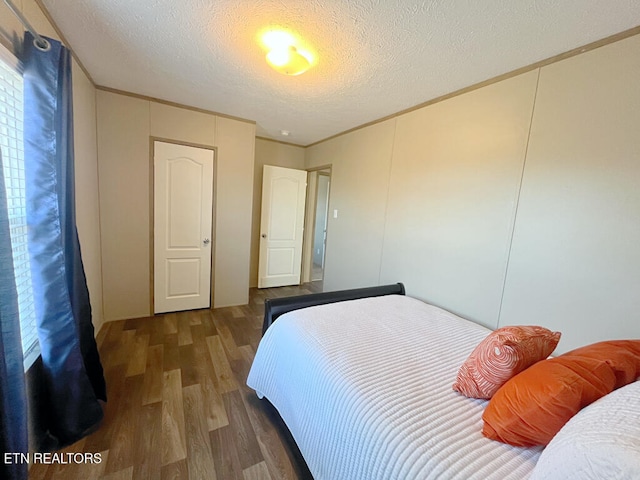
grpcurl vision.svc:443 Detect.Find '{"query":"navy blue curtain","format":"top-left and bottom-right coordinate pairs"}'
top-left (0, 151), bottom-right (28, 480)
top-left (22, 32), bottom-right (106, 446)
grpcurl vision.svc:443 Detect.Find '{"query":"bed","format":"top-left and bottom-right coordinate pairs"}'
top-left (248, 284), bottom-right (547, 479)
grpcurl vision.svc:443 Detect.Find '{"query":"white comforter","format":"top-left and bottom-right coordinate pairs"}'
top-left (247, 295), bottom-right (543, 480)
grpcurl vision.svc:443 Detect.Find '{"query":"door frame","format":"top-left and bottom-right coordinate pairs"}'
top-left (149, 137), bottom-right (218, 314)
top-left (301, 164), bottom-right (332, 284)
top-left (313, 171), bottom-right (331, 276)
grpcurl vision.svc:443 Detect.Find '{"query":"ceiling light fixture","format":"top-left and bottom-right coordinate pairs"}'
top-left (261, 29), bottom-right (313, 76)
top-left (266, 45), bottom-right (311, 76)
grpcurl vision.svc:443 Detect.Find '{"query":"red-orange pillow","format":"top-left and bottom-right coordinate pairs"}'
top-left (452, 326), bottom-right (561, 399)
top-left (482, 340), bottom-right (640, 447)
top-left (568, 340), bottom-right (640, 388)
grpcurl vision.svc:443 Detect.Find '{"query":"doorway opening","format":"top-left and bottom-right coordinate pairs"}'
top-left (302, 166), bottom-right (331, 286)
top-left (312, 172), bottom-right (330, 281)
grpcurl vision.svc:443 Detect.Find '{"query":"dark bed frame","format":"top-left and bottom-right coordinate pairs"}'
top-left (262, 282), bottom-right (406, 334)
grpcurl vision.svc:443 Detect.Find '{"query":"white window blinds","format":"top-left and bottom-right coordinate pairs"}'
top-left (0, 45), bottom-right (40, 369)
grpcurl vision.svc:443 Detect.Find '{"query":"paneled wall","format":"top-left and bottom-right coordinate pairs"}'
top-left (307, 34), bottom-right (640, 353)
top-left (97, 91), bottom-right (255, 320)
top-left (499, 34), bottom-right (640, 351)
top-left (71, 61), bottom-right (104, 333)
top-left (96, 92), bottom-right (151, 321)
top-left (213, 117), bottom-right (256, 306)
top-left (306, 120), bottom-right (396, 290)
top-left (381, 71), bottom-right (538, 327)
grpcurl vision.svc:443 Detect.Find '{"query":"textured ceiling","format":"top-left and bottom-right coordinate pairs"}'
top-left (41, 0), bottom-right (640, 146)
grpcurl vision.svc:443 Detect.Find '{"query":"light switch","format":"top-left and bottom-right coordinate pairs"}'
top-left (333, 209), bottom-right (338, 219)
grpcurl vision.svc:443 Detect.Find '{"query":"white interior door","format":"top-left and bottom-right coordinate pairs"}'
top-left (154, 141), bottom-right (214, 313)
top-left (258, 165), bottom-right (307, 288)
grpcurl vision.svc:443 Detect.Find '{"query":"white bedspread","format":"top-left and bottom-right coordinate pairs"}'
top-left (247, 295), bottom-right (543, 480)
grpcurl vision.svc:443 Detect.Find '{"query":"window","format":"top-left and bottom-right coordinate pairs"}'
top-left (0, 44), bottom-right (40, 369)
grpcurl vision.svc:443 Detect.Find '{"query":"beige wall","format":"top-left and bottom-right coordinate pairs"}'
top-left (306, 120), bottom-right (396, 291)
top-left (97, 92), bottom-right (256, 320)
top-left (251, 138), bottom-right (305, 287)
top-left (381, 71), bottom-right (537, 327)
top-left (306, 34), bottom-right (640, 353)
top-left (71, 61), bottom-right (104, 333)
top-left (499, 34), bottom-right (640, 352)
top-left (213, 117), bottom-right (256, 306)
top-left (96, 92), bottom-right (150, 321)
top-left (1, 0), bottom-right (105, 332)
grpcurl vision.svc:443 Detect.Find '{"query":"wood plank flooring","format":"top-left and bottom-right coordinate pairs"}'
top-left (28, 283), bottom-right (321, 480)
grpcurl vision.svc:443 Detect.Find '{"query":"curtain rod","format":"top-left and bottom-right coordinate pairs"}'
top-left (3, 0), bottom-right (50, 51)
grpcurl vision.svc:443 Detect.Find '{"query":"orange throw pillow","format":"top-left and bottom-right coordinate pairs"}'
top-left (568, 340), bottom-right (640, 388)
top-left (452, 326), bottom-right (561, 399)
top-left (482, 340), bottom-right (640, 447)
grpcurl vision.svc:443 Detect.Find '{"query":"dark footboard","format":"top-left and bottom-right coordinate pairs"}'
top-left (262, 283), bottom-right (405, 335)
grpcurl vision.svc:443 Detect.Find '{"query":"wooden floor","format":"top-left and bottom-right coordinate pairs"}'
top-left (29, 283), bottom-right (322, 480)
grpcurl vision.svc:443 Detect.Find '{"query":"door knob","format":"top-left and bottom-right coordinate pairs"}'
top-left (261, 234), bottom-right (267, 238)
top-left (203, 238), bottom-right (210, 245)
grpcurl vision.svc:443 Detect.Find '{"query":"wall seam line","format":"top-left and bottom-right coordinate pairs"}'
top-left (94, 88), bottom-right (107, 330)
top-left (377, 117), bottom-right (399, 285)
top-left (496, 68), bottom-right (542, 328)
